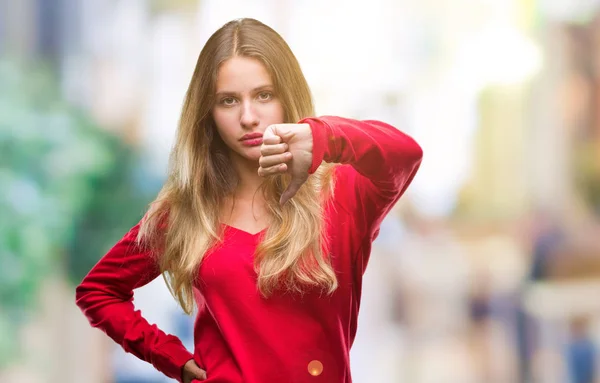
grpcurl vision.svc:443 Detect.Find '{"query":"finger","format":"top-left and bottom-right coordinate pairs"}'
top-left (260, 142), bottom-right (288, 156)
top-left (263, 125), bottom-right (281, 145)
top-left (258, 163), bottom-right (288, 177)
top-left (259, 152), bottom-right (292, 168)
top-left (262, 135), bottom-right (281, 145)
top-left (280, 177), bottom-right (305, 205)
top-left (192, 367), bottom-right (207, 381)
top-left (188, 361), bottom-right (206, 379)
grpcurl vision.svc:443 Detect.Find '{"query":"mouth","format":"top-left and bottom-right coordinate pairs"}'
top-left (240, 133), bottom-right (263, 147)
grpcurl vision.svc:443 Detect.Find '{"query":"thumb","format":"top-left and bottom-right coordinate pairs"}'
top-left (263, 124), bottom-right (282, 145)
top-left (280, 176), bottom-right (306, 206)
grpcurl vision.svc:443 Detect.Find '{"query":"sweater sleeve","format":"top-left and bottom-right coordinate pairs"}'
top-left (75, 222), bottom-right (193, 382)
top-left (300, 115), bottom-right (423, 240)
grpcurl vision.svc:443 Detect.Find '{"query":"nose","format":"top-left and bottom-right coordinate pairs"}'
top-left (240, 100), bottom-right (259, 129)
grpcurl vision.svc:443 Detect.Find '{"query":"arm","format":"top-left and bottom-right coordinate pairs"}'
top-left (301, 115), bottom-right (423, 240)
top-left (75, 222), bottom-right (193, 382)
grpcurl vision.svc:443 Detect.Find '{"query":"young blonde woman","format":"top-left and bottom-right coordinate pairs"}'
top-left (76, 18), bottom-right (423, 383)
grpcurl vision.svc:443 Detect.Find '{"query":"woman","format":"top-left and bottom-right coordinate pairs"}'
top-left (76, 18), bottom-right (423, 383)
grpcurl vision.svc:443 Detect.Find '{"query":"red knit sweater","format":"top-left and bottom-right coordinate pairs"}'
top-left (75, 116), bottom-right (423, 382)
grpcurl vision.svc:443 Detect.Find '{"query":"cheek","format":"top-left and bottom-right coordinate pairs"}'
top-left (263, 101), bottom-right (285, 123)
top-left (212, 111), bottom-right (236, 139)
top-left (212, 109), bottom-right (228, 126)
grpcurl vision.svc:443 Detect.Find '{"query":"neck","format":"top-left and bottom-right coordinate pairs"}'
top-left (229, 155), bottom-right (265, 200)
top-left (221, 153), bottom-right (271, 226)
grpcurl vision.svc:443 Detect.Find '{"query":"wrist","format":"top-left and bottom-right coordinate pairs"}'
top-left (300, 118), bottom-right (328, 174)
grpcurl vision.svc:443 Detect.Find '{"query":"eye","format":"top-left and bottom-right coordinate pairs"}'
top-left (219, 97), bottom-right (237, 106)
top-left (257, 92), bottom-right (273, 101)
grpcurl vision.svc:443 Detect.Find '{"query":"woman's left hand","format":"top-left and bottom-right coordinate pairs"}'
top-left (258, 123), bottom-right (313, 205)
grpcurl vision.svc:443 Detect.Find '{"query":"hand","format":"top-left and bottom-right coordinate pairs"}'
top-left (182, 359), bottom-right (206, 382)
top-left (258, 123), bottom-right (313, 205)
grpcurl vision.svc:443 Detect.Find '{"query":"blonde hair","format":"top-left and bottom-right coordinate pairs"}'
top-left (138, 18), bottom-right (337, 314)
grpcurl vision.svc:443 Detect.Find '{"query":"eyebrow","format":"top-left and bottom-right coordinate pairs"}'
top-left (215, 85), bottom-right (274, 97)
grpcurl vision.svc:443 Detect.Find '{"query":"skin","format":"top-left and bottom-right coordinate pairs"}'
top-left (212, 56), bottom-right (287, 179)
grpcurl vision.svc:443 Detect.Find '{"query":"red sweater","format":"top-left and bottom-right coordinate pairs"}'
top-left (75, 116), bottom-right (422, 383)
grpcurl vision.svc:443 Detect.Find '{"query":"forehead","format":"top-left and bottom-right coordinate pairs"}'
top-left (215, 56), bottom-right (272, 92)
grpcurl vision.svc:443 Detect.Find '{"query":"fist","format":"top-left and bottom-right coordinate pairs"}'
top-left (258, 123), bottom-right (313, 205)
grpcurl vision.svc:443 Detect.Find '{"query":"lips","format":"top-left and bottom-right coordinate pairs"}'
top-left (240, 133), bottom-right (263, 147)
top-left (240, 133), bottom-right (263, 141)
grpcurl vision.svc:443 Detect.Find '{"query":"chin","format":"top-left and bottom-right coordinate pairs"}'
top-left (235, 147), bottom-right (260, 163)
top-left (245, 146), bottom-right (261, 158)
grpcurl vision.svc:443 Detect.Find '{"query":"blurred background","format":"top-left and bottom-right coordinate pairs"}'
top-left (1, 0), bottom-right (600, 382)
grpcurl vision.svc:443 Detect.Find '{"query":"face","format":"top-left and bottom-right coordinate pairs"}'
top-left (212, 56), bottom-right (285, 164)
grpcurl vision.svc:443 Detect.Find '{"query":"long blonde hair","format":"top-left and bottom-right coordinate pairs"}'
top-left (138, 18), bottom-right (337, 314)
